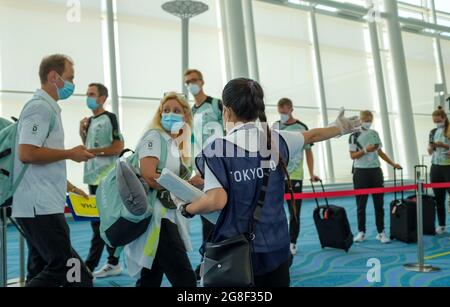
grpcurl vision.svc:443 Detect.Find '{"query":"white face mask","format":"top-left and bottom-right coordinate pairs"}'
top-left (361, 122), bottom-right (372, 130)
top-left (280, 114), bottom-right (290, 124)
top-left (188, 84), bottom-right (201, 96)
top-left (436, 122), bottom-right (445, 129)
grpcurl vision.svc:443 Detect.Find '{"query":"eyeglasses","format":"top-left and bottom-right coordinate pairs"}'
top-left (184, 78), bottom-right (202, 86)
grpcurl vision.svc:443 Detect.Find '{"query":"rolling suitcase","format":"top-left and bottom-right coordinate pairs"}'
top-left (390, 168), bottom-right (417, 243)
top-left (311, 180), bottom-right (353, 252)
top-left (405, 165), bottom-right (436, 236)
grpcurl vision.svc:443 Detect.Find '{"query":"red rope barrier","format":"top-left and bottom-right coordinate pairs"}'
top-left (284, 182), bottom-right (450, 201)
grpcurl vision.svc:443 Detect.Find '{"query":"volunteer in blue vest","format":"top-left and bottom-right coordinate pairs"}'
top-left (273, 98), bottom-right (320, 257)
top-left (177, 78), bottom-right (360, 287)
top-left (124, 92), bottom-right (196, 287)
top-left (13, 54), bottom-right (94, 287)
top-left (184, 68), bottom-right (224, 279)
top-left (428, 106), bottom-right (450, 235)
top-left (349, 110), bottom-right (401, 244)
top-left (79, 83), bottom-right (125, 277)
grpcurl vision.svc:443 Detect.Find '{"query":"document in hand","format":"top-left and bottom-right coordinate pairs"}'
top-left (156, 168), bottom-right (220, 224)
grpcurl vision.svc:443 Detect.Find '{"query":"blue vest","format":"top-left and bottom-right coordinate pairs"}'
top-left (196, 129), bottom-right (290, 275)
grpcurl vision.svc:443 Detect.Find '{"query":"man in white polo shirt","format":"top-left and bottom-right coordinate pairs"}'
top-left (13, 54), bottom-right (95, 287)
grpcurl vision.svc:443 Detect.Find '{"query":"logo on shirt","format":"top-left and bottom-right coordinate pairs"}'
top-left (148, 141), bottom-right (153, 149)
top-left (32, 124), bottom-right (39, 134)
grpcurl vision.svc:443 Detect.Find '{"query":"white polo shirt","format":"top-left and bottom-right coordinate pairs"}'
top-left (12, 89), bottom-right (67, 218)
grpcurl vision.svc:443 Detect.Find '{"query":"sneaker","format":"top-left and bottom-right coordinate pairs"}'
top-left (376, 232), bottom-right (391, 244)
top-left (93, 263), bottom-right (122, 278)
top-left (354, 231), bottom-right (365, 243)
top-left (436, 226), bottom-right (446, 235)
top-left (290, 243), bottom-right (297, 256)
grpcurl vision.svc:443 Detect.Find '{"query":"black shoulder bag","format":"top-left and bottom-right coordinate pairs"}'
top-left (200, 163), bottom-right (271, 287)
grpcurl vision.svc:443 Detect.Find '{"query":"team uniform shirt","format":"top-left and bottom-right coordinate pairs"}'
top-left (83, 111), bottom-right (123, 185)
top-left (273, 120), bottom-right (312, 181)
top-left (12, 89), bottom-right (66, 218)
top-left (349, 129), bottom-right (382, 169)
top-left (0, 117), bottom-right (12, 131)
top-left (124, 129), bottom-right (192, 278)
top-left (197, 122), bottom-right (304, 275)
top-left (431, 127), bottom-right (450, 166)
top-left (191, 96), bottom-right (224, 166)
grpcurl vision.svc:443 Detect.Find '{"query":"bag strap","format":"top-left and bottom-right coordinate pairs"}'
top-left (249, 159), bottom-right (271, 238)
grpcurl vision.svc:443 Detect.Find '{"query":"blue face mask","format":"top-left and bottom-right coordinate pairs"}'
top-left (161, 113), bottom-right (185, 133)
top-left (87, 97), bottom-right (99, 110)
top-left (56, 75), bottom-right (75, 100)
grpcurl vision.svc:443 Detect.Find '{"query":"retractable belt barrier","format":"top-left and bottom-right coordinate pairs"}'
top-left (284, 182), bottom-right (450, 201)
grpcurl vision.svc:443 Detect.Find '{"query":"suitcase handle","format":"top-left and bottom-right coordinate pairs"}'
top-left (414, 165), bottom-right (428, 195)
top-left (393, 167), bottom-right (404, 201)
top-left (310, 179), bottom-right (330, 210)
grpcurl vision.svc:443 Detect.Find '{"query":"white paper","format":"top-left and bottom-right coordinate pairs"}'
top-left (156, 168), bottom-right (220, 224)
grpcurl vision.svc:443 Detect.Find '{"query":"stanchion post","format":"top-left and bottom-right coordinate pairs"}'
top-left (19, 233), bottom-right (25, 285)
top-left (0, 207), bottom-right (7, 287)
top-left (404, 171), bottom-right (440, 272)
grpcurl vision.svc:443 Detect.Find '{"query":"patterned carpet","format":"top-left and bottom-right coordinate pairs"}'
top-left (5, 193), bottom-right (450, 287)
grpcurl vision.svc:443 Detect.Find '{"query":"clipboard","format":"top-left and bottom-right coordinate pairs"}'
top-left (156, 168), bottom-right (220, 224)
top-left (66, 193), bottom-right (100, 222)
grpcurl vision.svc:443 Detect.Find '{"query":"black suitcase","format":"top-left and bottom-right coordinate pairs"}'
top-left (311, 180), bottom-right (353, 252)
top-left (390, 168), bottom-right (417, 243)
top-left (405, 165), bottom-right (436, 236)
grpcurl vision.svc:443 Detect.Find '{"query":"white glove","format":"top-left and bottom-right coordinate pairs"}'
top-left (170, 193), bottom-right (187, 209)
top-left (330, 108), bottom-right (361, 136)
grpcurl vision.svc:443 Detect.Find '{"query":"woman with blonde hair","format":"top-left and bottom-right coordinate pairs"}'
top-left (428, 106), bottom-right (450, 235)
top-left (124, 92), bottom-right (196, 287)
top-left (349, 110), bottom-right (401, 244)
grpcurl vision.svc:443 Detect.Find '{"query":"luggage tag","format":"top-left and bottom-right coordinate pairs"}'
top-left (391, 206), bottom-right (397, 215)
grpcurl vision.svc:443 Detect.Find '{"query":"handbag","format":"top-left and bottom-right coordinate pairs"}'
top-left (200, 162), bottom-right (271, 287)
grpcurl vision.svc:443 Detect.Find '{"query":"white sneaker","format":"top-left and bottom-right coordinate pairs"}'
top-left (93, 263), bottom-right (122, 278)
top-left (354, 231), bottom-right (365, 243)
top-left (376, 232), bottom-right (391, 244)
top-left (290, 243), bottom-right (297, 256)
top-left (436, 226), bottom-right (446, 235)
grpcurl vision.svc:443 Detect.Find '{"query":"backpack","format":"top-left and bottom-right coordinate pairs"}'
top-left (96, 129), bottom-right (168, 248)
top-left (0, 101), bottom-right (56, 207)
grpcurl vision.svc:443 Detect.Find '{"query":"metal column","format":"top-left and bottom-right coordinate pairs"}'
top-left (223, 0), bottom-right (250, 78)
top-left (309, 8), bottom-right (335, 182)
top-left (182, 18), bottom-right (190, 96)
top-left (429, 0), bottom-right (448, 95)
top-left (367, 2), bottom-right (395, 179)
top-left (242, 0), bottom-right (260, 82)
top-left (219, 0), bottom-right (232, 81)
top-left (383, 0), bottom-right (419, 173)
top-left (106, 0), bottom-right (120, 118)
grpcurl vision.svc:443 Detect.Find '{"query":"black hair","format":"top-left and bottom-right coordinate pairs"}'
top-left (222, 78), bottom-right (297, 217)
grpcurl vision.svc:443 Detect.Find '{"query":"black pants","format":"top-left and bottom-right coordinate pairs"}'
top-left (353, 168), bottom-right (385, 233)
top-left (85, 185), bottom-right (119, 271)
top-left (254, 259), bottom-right (290, 287)
top-left (195, 216), bottom-right (215, 277)
top-left (16, 214), bottom-right (93, 287)
top-left (136, 218), bottom-right (196, 287)
top-left (285, 180), bottom-right (303, 244)
top-left (431, 164), bottom-right (450, 227)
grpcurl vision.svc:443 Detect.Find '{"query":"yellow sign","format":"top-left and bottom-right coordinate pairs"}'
top-left (68, 193), bottom-right (99, 218)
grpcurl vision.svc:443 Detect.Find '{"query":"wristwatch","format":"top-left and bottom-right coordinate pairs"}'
top-left (179, 203), bottom-right (195, 219)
